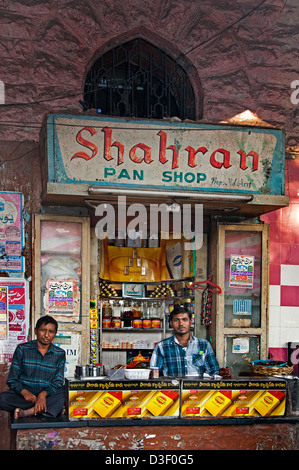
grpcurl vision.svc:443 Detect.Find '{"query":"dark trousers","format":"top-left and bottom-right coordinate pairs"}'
top-left (0, 387), bottom-right (65, 417)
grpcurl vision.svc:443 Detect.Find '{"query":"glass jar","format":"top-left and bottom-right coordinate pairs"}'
top-left (112, 300), bottom-right (122, 317)
top-left (132, 301), bottom-right (142, 318)
top-left (123, 300), bottom-right (131, 313)
top-left (150, 301), bottom-right (161, 318)
top-left (142, 301), bottom-right (150, 319)
top-left (122, 300), bottom-right (133, 327)
top-left (102, 301), bottom-right (112, 317)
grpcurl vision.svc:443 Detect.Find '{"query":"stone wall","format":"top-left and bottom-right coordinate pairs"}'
top-left (0, 0), bottom-right (298, 146)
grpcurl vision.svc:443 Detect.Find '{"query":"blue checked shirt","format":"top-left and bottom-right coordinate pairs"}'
top-left (7, 340), bottom-right (66, 396)
top-left (150, 335), bottom-right (219, 377)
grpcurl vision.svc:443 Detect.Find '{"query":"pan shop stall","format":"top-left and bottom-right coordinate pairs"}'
top-left (36, 114), bottom-right (289, 378)
top-left (13, 377), bottom-right (298, 451)
top-left (66, 377), bottom-right (287, 420)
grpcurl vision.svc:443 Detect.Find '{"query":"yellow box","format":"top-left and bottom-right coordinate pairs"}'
top-left (146, 390), bottom-right (179, 417)
top-left (254, 391), bottom-right (285, 416)
top-left (204, 391), bottom-right (232, 416)
top-left (92, 391), bottom-right (122, 418)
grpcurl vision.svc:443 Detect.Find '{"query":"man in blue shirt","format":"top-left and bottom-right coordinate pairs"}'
top-left (150, 306), bottom-right (219, 377)
top-left (0, 315), bottom-right (65, 419)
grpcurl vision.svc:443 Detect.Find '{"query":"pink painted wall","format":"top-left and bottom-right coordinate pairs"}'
top-left (261, 159), bottom-right (299, 367)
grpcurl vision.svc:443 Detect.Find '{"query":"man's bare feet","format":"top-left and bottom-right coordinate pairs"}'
top-left (14, 407), bottom-right (35, 419)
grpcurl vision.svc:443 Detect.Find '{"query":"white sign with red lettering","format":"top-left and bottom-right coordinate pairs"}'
top-left (47, 115), bottom-right (284, 195)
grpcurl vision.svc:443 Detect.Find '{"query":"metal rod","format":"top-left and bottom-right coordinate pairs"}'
top-left (88, 186), bottom-right (253, 202)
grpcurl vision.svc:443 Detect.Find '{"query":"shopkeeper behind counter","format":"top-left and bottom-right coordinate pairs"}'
top-left (150, 306), bottom-right (224, 377)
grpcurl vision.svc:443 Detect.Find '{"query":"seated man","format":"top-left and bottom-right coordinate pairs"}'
top-left (150, 306), bottom-right (219, 377)
top-left (0, 315), bottom-right (65, 419)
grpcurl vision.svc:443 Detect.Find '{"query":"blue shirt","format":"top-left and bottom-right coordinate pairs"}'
top-left (7, 340), bottom-right (66, 396)
top-left (150, 335), bottom-right (219, 377)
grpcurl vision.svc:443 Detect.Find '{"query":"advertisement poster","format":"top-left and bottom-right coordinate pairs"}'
top-left (0, 192), bottom-right (24, 273)
top-left (181, 381), bottom-right (286, 418)
top-left (229, 255), bottom-right (254, 288)
top-left (0, 287), bottom-right (8, 341)
top-left (232, 337), bottom-right (250, 354)
top-left (0, 278), bottom-right (29, 363)
top-left (67, 380), bottom-right (180, 420)
top-left (47, 280), bottom-right (75, 315)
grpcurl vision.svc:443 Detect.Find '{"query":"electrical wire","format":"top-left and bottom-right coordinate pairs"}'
top-left (0, 144), bottom-right (40, 166)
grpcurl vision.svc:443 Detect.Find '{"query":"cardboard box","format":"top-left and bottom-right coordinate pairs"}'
top-left (67, 378), bottom-right (180, 420)
top-left (181, 379), bottom-right (287, 418)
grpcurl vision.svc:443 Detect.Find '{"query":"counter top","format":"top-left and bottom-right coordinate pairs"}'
top-left (10, 414), bottom-right (299, 430)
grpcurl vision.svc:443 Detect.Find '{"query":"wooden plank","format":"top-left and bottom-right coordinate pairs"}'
top-left (16, 423), bottom-right (298, 450)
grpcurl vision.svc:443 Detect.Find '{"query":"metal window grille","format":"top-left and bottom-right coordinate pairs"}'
top-left (84, 39), bottom-right (196, 120)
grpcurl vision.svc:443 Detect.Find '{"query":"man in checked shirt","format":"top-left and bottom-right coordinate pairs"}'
top-left (0, 315), bottom-right (65, 419)
top-left (150, 306), bottom-right (220, 378)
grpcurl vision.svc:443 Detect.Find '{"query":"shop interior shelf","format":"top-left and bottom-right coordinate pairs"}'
top-left (99, 296), bottom-right (192, 301)
top-left (102, 328), bottom-right (164, 332)
top-left (99, 277), bottom-right (194, 284)
top-left (102, 347), bottom-right (153, 351)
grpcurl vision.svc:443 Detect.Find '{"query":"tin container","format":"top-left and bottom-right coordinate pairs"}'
top-left (75, 365), bottom-right (89, 378)
top-left (96, 364), bottom-right (104, 376)
top-left (133, 319), bottom-right (142, 328)
top-left (142, 319), bottom-right (152, 329)
top-left (112, 317), bottom-right (121, 328)
top-left (89, 365), bottom-right (101, 377)
top-left (102, 317), bottom-right (111, 328)
top-left (151, 318), bottom-right (161, 328)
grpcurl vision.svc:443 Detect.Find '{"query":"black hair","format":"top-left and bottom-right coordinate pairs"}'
top-left (35, 315), bottom-right (58, 332)
top-left (170, 305), bottom-right (191, 321)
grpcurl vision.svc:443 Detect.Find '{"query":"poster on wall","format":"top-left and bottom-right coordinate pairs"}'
top-left (229, 255), bottom-right (254, 289)
top-left (47, 280), bottom-right (75, 315)
top-left (43, 278), bottom-right (80, 323)
top-left (232, 337), bottom-right (250, 354)
top-left (0, 278), bottom-right (29, 363)
top-left (0, 287), bottom-right (8, 341)
top-left (0, 192), bottom-right (24, 273)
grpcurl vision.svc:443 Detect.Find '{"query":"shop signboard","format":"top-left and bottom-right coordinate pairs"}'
top-left (45, 115), bottom-right (285, 196)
